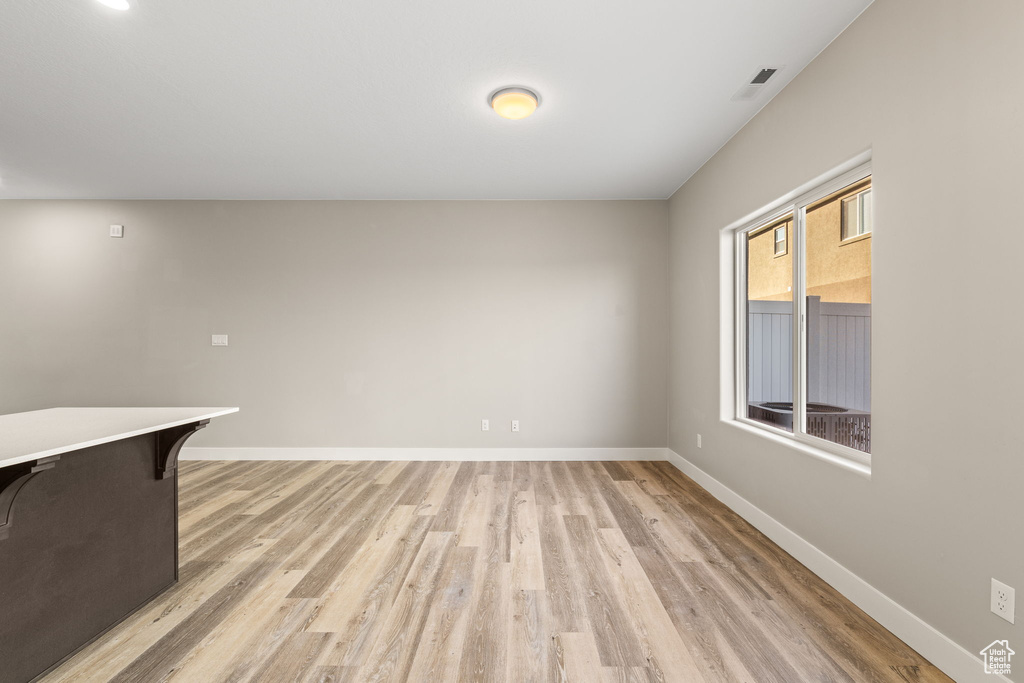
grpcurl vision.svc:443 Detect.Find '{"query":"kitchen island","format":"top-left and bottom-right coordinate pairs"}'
top-left (0, 407), bottom-right (238, 683)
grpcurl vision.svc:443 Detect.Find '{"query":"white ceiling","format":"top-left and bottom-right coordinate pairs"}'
top-left (0, 0), bottom-right (871, 200)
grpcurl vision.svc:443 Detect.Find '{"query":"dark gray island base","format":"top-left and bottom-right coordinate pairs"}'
top-left (0, 408), bottom-right (236, 683)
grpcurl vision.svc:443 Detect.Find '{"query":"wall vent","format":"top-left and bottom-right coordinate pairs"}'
top-left (750, 68), bottom-right (777, 85)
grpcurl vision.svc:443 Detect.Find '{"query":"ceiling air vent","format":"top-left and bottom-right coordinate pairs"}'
top-left (732, 66), bottom-right (782, 101)
top-left (750, 68), bottom-right (777, 85)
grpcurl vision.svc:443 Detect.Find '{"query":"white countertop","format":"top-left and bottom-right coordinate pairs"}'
top-left (0, 407), bottom-right (239, 469)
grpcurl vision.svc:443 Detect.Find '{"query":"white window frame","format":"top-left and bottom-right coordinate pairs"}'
top-left (731, 157), bottom-right (872, 473)
top-left (841, 187), bottom-right (872, 241)
top-left (773, 224), bottom-right (787, 256)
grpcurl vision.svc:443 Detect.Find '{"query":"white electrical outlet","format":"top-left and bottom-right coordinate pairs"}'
top-left (511, 420), bottom-right (520, 433)
top-left (481, 419), bottom-right (489, 432)
top-left (992, 578), bottom-right (1015, 624)
top-left (211, 334), bottom-right (229, 347)
top-left (697, 434), bottom-right (702, 448)
top-left (109, 224), bottom-right (124, 238)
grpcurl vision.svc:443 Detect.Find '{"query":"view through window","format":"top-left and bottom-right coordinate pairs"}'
top-left (743, 175), bottom-right (871, 455)
top-left (745, 215), bottom-right (794, 432)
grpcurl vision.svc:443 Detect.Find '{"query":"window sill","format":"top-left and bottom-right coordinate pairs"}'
top-left (839, 232), bottom-right (872, 246)
top-left (723, 418), bottom-right (872, 478)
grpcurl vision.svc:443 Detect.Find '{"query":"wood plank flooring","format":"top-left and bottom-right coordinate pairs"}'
top-left (43, 460), bottom-right (950, 683)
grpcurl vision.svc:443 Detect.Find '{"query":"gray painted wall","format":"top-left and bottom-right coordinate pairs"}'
top-left (667, 0), bottom-right (1023, 672)
top-left (0, 200), bottom-right (669, 448)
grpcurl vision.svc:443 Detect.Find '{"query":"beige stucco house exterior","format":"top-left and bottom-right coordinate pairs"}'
top-left (747, 179), bottom-right (871, 304)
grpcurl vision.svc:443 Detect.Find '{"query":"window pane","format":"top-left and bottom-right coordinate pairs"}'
top-left (860, 189), bottom-right (872, 234)
top-left (805, 179), bottom-right (871, 452)
top-left (746, 216), bottom-right (793, 432)
top-left (841, 195), bottom-right (860, 239)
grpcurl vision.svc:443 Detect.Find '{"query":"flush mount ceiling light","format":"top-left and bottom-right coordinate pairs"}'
top-left (96, 0), bottom-right (131, 10)
top-left (489, 87), bottom-right (539, 120)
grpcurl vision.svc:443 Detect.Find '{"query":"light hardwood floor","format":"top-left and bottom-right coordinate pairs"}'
top-left (43, 460), bottom-right (949, 682)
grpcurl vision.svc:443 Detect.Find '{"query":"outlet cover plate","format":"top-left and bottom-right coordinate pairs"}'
top-left (992, 578), bottom-right (1015, 624)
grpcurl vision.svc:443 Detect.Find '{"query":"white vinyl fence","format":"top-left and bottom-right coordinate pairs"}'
top-left (747, 300), bottom-right (793, 404)
top-left (747, 296), bottom-right (871, 411)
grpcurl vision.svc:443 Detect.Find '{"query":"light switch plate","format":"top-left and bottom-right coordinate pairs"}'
top-left (212, 334), bottom-right (229, 347)
top-left (109, 224), bottom-right (124, 238)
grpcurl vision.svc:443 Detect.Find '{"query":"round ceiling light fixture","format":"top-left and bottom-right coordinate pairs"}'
top-left (96, 0), bottom-right (131, 10)
top-left (489, 87), bottom-right (539, 120)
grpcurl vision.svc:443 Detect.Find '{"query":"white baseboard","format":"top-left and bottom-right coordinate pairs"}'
top-left (665, 449), bottom-right (1004, 683)
top-left (180, 446), bottom-right (671, 462)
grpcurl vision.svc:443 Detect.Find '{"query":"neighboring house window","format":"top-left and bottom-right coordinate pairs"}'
top-left (737, 163), bottom-right (872, 465)
top-left (774, 224), bottom-right (787, 256)
top-left (841, 187), bottom-right (872, 240)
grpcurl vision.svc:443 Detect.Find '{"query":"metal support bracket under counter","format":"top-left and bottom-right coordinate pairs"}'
top-left (0, 406), bottom-right (238, 683)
